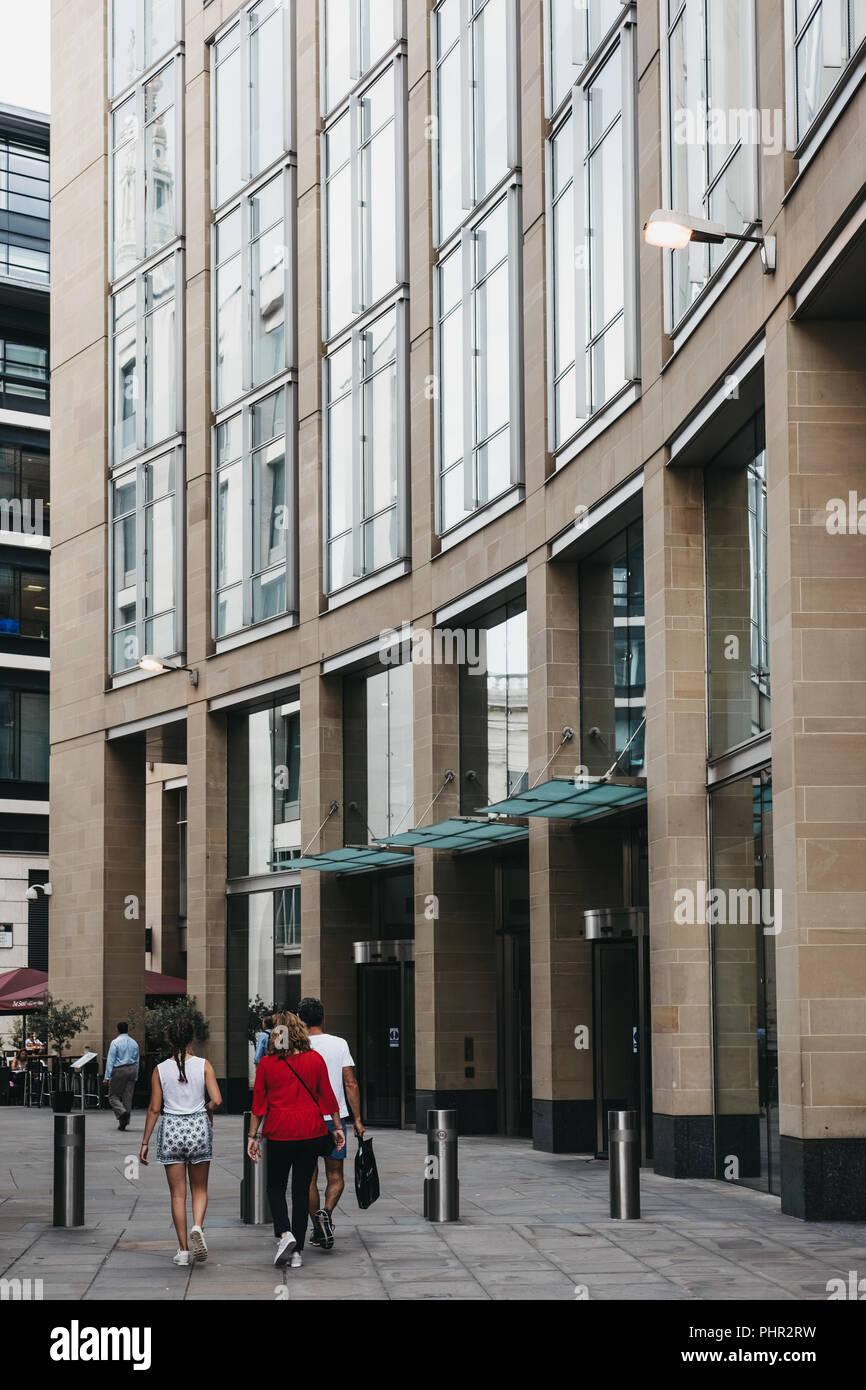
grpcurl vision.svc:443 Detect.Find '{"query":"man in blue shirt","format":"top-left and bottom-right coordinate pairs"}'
top-left (103, 1022), bottom-right (140, 1131)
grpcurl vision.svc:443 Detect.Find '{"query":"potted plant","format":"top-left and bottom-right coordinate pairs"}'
top-left (31, 994), bottom-right (94, 1109)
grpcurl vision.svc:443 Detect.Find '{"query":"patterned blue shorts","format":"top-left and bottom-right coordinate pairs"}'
top-left (156, 1111), bottom-right (213, 1165)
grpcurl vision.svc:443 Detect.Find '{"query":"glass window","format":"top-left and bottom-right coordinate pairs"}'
top-left (0, 444), bottom-right (50, 536)
top-left (549, 8), bottom-right (637, 450)
top-left (458, 600), bottom-right (528, 811)
top-left (343, 662), bottom-right (414, 842)
top-left (0, 137), bottom-right (50, 284)
top-left (546, 0), bottom-right (622, 111)
top-left (323, 61), bottom-right (404, 338)
top-left (214, 171), bottom-right (290, 410)
top-left (111, 57), bottom-right (180, 280)
top-left (325, 303), bottom-right (406, 594)
top-left (706, 412), bottom-right (770, 758)
top-left (227, 885), bottom-right (302, 1095)
top-left (0, 340), bottom-right (49, 410)
top-left (227, 702), bottom-right (301, 877)
top-left (579, 520), bottom-right (646, 777)
top-left (111, 0), bottom-right (181, 97)
top-left (0, 688), bottom-right (49, 782)
top-left (0, 562), bottom-right (50, 640)
top-left (666, 0), bottom-right (757, 326)
top-left (212, 0), bottom-right (292, 209)
top-left (322, 0), bottom-right (402, 113)
top-left (215, 384), bottom-right (294, 638)
top-left (437, 191), bottom-right (519, 532)
top-left (434, 0), bottom-right (516, 245)
top-left (793, 0), bottom-right (866, 143)
top-left (111, 252), bottom-right (180, 464)
top-left (710, 771), bottom-right (778, 1194)
top-left (110, 450), bottom-right (180, 674)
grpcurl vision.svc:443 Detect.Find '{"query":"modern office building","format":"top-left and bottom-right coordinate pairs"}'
top-left (0, 103), bottom-right (50, 981)
top-left (50, 0), bottom-right (866, 1218)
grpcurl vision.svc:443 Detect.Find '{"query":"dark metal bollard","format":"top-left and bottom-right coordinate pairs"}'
top-left (53, 1113), bottom-right (85, 1227)
top-left (423, 1108), bottom-right (459, 1222)
top-left (608, 1108), bottom-right (640, 1220)
top-left (240, 1112), bottom-right (270, 1224)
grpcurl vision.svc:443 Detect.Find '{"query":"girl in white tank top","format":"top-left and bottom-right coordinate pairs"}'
top-left (139, 1020), bottom-right (222, 1268)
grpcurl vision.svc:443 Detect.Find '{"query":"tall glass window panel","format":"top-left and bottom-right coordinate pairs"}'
top-left (111, 0), bottom-right (181, 98)
top-left (322, 0), bottom-right (402, 114)
top-left (144, 63), bottom-right (178, 262)
top-left (458, 601), bottom-right (528, 812)
top-left (323, 61), bottom-right (403, 340)
top-left (214, 171), bottom-right (291, 411)
top-left (110, 451), bottom-right (179, 674)
top-left (667, 0), bottom-right (756, 325)
top-left (325, 304), bottom-right (405, 595)
top-left (550, 115), bottom-right (583, 447)
top-left (0, 689), bottom-right (49, 782)
top-left (212, 0), bottom-right (291, 210)
top-left (227, 703), bottom-right (301, 878)
top-left (546, 0), bottom-right (624, 111)
top-left (214, 386), bottom-right (293, 638)
top-left (710, 772), bottom-right (778, 1194)
top-left (579, 520), bottom-right (646, 777)
top-left (434, 0), bottom-right (516, 244)
top-left (111, 96), bottom-right (140, 280)
top-left (343, 662), bottom-right (414, 842)
top-left (111, 254), bottom-right (180, 464)
top-left (585, 46), bottom-right (626, 411)
top-left (437, 192), bottom-right (517, 533)
top-left (794, 0), bottom-right (866, 142)
top-left (706, 412), bottom-right (770, 758)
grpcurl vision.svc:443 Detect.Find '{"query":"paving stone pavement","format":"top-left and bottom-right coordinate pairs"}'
top-left (0, 1108), bottom-right (863, 1301)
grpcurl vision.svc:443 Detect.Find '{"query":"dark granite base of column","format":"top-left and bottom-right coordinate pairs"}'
top-left (653, 1114), bottom-right (714, 1178)
top-left (781, 1136), bottom-right (866, 1221)
top-left (532, 1099), bottom-right (595, 1153)
top-left (414, 1089), bottom-right (498, 1135)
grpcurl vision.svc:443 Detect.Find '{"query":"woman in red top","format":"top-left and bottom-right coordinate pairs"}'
top-left (248, 1011), bottom-right (344, 1268)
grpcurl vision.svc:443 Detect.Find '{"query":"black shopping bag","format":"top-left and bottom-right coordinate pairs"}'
top-left (354, 1136), bottom-right (380, 1209)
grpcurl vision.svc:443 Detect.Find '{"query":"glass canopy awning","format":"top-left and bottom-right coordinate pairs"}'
top-left (294, 846), bottom-right (413, 874)
top-left (481, 776), bottom-right (647, 821)
top-left (381, 817), bottom-right (528, 852)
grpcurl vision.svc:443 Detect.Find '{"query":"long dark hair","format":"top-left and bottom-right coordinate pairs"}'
top-left (166, 1018), bottom-right (195, 1083)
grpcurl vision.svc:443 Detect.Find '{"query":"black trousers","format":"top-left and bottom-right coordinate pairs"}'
top-left (266, 1138), bottom-right (322, 1245)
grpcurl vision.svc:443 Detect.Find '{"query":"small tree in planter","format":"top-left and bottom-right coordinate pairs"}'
top-left (32, 994), bottom-right (94, 1064)
top-left (145, 996), bottom-right (209, 1061)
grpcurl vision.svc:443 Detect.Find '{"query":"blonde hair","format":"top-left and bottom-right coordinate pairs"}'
top-left (267, 1011), bottom-right (311, 1058)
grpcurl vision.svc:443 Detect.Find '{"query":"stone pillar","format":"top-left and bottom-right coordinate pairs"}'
top-left (644, 454), bottom-right (714, 1176)
top-left (766, 315), bottom-right (866, 1219)
top-left (413, 617), bottom-right (499, 1133)
top-left (185, 704), bottom-right (227, 1082)
top-left (527, 557), bottom-right (604, 1152)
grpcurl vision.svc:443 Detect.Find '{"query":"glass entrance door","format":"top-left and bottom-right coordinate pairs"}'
top-left (357, 960), bottom-right (415, 1127)
top-left (593, 939), bottom-right (640, 1157)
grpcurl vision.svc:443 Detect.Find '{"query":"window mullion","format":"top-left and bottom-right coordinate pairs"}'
top-left (460, 0), bottom-right (473, 213)
top-left (137, 271), bottom-right (147, 455)
top-left (351, 329), bottom-right (363, 576)
top-left (395, 55), bottom-right (408, 286)
top-left (136, 461), bottom-right (147, 661)
top-left (396, 299), bottom-right (409, 559)
top-left (505, 0), bottom-right (519, 172)
top-left (242, 403), bottom-right (253, 628)
top-left (506, 185), bottom-right (522, 488)
top-left (573, 85), bottom-right (588, 420)
top-left (241, 9), bottom-right (251, 188)
top-left (242, 193), bottom-right (252, 393)
top-left (136, 83), bottom-right (146, 266)
top-left (620, 24), bottom-right (639, 385)
top-left (350, 0), bottom-right (361, 82)
top-left (350, 95), bottom-right (363, 315)
top-left (461, 225), bottom-right (475, 512)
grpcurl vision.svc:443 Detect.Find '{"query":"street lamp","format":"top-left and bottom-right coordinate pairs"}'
top-left (25, 883), bottom-right (52, 901)
top-left (643, 209), bottom-right (776, 274)
top-left (137, 655), bottom-right (199, 687)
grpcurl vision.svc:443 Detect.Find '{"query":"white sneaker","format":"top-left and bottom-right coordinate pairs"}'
top-left (172, 1250), bottom-right (191, 1266)
top-left (273, 1232), bottom-right (297, 1267)
top-left (289, 1251), bottom-right (303, 1269)
top-left (189, 1225), bottom-right (208, 1262)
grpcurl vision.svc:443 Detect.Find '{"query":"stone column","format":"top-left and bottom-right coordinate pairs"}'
top-left (644, 453), bottom-right (714, 1177)
top-left (766, 314), bottom-right (866, 1219)
top-left (185, 704), bottom-right (227, 1083)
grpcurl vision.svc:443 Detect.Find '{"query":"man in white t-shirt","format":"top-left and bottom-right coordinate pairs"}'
top-left (297, 996), bottom-right (365, 1251)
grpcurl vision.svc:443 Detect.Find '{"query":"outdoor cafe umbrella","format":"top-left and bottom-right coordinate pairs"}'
top-left (0, 969), bottom-right (48, 1042)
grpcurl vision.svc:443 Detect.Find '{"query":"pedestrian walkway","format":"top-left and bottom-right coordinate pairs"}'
top-left (0, 1110), bottom-right (861, 1300)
